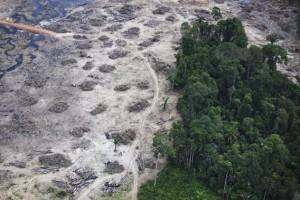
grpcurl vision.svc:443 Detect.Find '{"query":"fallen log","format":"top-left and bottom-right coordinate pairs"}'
top-left (0, 19), bottom-right (57, 37)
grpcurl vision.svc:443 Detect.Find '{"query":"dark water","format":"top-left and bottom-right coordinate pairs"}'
top-left (0, 0), bottom-right (89, 79)
top-left (11, 0), bottom-right (89, 24)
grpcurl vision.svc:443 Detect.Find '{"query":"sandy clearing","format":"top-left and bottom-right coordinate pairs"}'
top-left (0, 0), bottom-right (299, 200)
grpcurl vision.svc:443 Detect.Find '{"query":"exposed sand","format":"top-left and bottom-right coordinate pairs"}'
top-left (0, 0), bottom-right (299, 200)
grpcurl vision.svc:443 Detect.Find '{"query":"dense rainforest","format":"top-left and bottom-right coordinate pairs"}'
top-left (139, 14), bottom-right (300, 200)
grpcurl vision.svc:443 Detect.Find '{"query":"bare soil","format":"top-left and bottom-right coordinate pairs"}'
top-left (0, 0), bottom-right (299, 200)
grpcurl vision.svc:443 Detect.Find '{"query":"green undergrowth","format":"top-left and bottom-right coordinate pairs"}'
top-left (138, 166), bottom-right (220, 200)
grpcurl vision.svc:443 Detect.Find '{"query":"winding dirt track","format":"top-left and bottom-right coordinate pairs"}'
top-left (130, 53), bottom-right (160, 200)
top-left (0, 17), bottom-right (160, 200)
top-left (76, 52), bottom-right (160, 200)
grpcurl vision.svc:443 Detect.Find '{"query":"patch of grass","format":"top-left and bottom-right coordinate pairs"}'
top-left (138, 167), bottom-right (220, 200)
top-left (55, 191), bottom-right (68, 198)
top-left (47, 187), bottom-right (68, 200)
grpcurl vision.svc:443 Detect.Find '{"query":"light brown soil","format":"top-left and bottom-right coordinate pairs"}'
top-left (0, 0), bottom-right (299, 200)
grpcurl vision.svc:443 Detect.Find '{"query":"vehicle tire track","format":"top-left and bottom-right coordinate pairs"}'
top-left (19, 24), bottom-right (160, 200)
top-left (129, 53), bottom-right (160, 200)
top-left (76, 53), bottom-right (159, 200)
